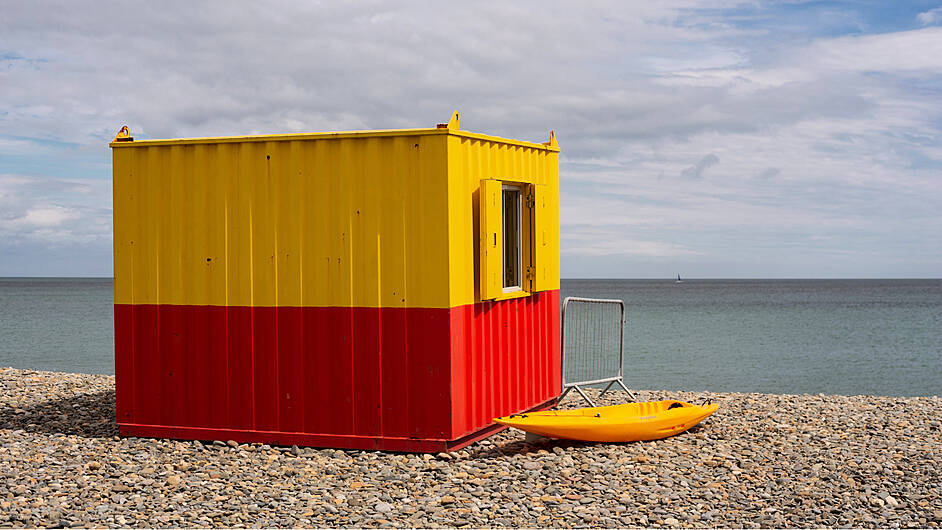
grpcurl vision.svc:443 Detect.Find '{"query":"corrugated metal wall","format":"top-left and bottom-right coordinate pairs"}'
top-left (115, 304), bottom-right (453, 438)
top-left (443, 132), bottom-right (562, 437)
top-left (113, 134), bottom-right (450, 309)
top-left (445, 134), bottom-right (560, 306)
top-left (112, 123), bottom-right (561, 451)
top-left (449, 290), bottom-right (561, 438)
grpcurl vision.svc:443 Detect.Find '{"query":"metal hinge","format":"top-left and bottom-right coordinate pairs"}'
top-left (525, 190), bottom-right (535, 208)
top-left (526, 266), bottom-right (535, 279)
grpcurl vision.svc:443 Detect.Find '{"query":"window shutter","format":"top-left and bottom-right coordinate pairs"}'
top-left (530, 183), bottom-right (554, 292)
top-left (480, 179), bottom-right (503, 300)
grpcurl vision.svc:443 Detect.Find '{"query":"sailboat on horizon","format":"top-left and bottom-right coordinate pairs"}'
top-left (675, 274), bottom-right (684, 283)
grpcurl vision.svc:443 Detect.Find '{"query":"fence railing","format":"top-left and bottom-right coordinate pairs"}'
top-left (560, 297), bottom-right (637, 406)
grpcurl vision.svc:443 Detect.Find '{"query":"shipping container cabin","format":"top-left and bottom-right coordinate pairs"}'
top-left (111, 112), bottom-right (560, 452)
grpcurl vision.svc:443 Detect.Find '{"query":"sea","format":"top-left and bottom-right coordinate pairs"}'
top-left (0, 278), bottom-right (939, 397)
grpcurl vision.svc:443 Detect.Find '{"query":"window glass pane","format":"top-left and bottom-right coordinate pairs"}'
top-left (502, 188), bottom-right (520, 288)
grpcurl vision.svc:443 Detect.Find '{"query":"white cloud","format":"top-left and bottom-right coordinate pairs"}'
top-left (0, 2), bottom-right (940, 277)
top-left (808, 27), bottom-right (942, 72)
top-left (917, 6), bottom-right (942, 25)
top-left (0, 137), bottom-right (49, 155)
top-left (562, 227), bottom-right (700, 258)
top-left (8, 206), bottom-right (80, 228)
top-left (0, 174), bottom-right (111, 246)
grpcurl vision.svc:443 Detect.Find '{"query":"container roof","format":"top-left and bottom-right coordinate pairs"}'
top-left (109, 111), bottom-right (560, 152)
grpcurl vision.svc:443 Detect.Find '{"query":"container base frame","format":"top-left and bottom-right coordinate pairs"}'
top-left (117, 396), bottom-right (558, 453)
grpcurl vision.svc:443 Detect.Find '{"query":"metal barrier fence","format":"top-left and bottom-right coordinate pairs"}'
top-left (560, 297), bottom-right (637, 406)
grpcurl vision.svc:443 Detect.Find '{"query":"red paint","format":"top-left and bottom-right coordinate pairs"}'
top-left (117, 396), bottom-right (556, 453)
top-left (449, 290), bottom-right (561, 439)
top-left (114, 289), bottom-right (560, 452)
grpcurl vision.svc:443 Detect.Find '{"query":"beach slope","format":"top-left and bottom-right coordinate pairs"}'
top-left (1, 368), bottom-right (940, 528)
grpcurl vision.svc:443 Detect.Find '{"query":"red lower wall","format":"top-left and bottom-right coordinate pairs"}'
top-left (450, 290), bottom-right (561, 437)
top-left (114, 289), bottom-right (560, 449)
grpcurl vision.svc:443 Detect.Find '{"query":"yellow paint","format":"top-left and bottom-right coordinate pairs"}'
top-left (494, 401), bottom-right (720, 442)
top-left (112, 125), bottom-right (132, 142)
top-left (479, 179), bottom-right (503, 300)
top-left (530, 183), bottom-right (554, 293)
top-left (443, 110), bottom-right (460, 130)
top-left (112, 118), bottom-right (559, 308)
top-left (446, 134), bottom-right (560, 304)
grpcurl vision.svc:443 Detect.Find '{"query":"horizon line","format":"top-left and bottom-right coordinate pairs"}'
top-left (0, 276), bottom-right (938, 281)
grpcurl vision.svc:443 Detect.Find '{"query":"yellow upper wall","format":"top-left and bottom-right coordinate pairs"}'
top-left (114, 132), bottom-right (450, 308)
top-left (112, 122), bottom-right (559, 309)
top-left (446, 135), bottom-right (560, 307)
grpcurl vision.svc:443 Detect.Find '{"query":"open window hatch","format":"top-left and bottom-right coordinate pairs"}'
top-left (480, 179), bottom-right (553, 300)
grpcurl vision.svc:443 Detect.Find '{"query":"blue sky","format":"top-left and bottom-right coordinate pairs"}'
top-left (1, 1), bottom-right (940, 278)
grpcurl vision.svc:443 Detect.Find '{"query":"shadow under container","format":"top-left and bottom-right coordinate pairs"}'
top-left (110, 113), bottom-right (562, 452)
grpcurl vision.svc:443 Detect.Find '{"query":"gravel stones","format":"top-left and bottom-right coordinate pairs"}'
top-left (1, 367), bottom-right (941, 528)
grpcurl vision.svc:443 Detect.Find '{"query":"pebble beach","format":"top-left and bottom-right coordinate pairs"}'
top-left (1, 367), bottom-right (940, 528)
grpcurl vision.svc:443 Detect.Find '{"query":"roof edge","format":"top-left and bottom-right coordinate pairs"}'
top-left (109, 125), bottom-right (560, 152)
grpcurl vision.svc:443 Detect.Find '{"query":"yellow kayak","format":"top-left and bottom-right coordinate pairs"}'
top-left (494, 400), bottom-right (719, 442)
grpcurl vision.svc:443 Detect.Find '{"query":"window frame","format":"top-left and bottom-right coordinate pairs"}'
top-left (480, 178), bottom-right (546, 301)
top-left (501, 184), bottom-right (523, 293)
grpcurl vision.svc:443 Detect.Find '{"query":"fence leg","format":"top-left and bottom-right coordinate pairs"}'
top-left (559, 386), bottom-right (573, 404)
top-left (616, 379), bottom-right (638, 402)
top-left (572, 385), bottom-right (597, 407)
top-left (598, 380), bottom-right (616, 399)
